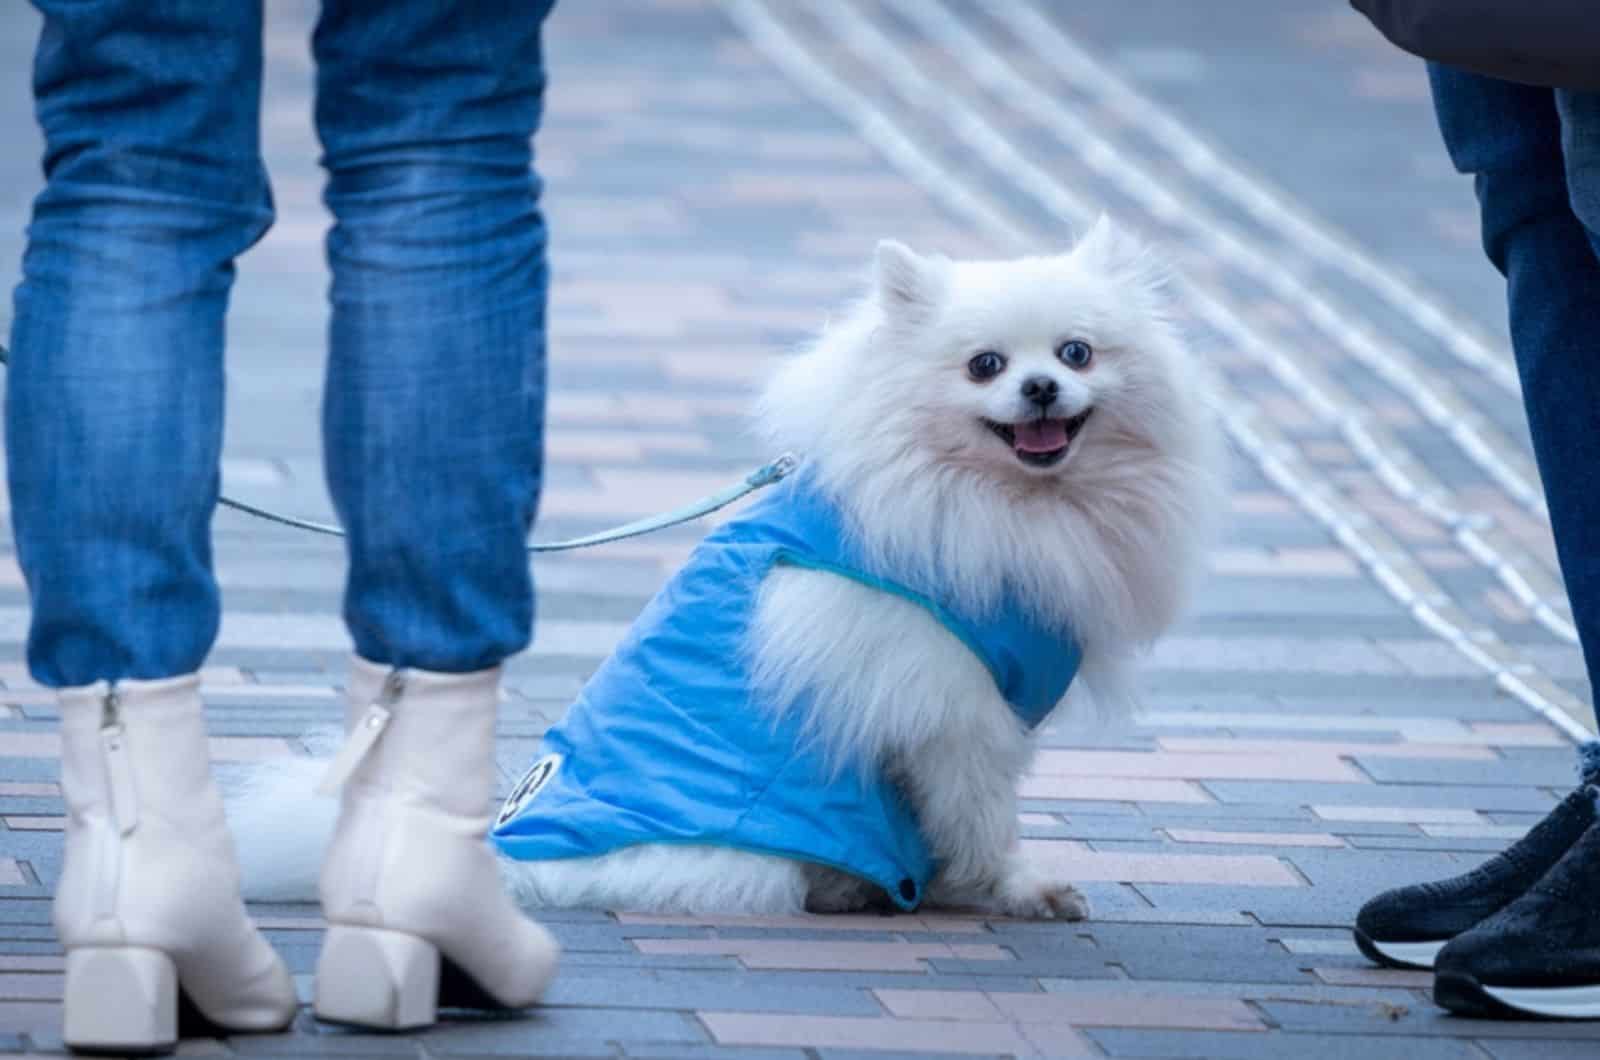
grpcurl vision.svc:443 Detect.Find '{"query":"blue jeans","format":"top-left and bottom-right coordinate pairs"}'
top-left (7, 0), bottom-right (555, 686)
top-left (1429, 67), bottom-right (1600, 727)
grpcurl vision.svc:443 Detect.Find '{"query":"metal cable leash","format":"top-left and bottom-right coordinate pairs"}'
top-left (0, 341), bottom-right (798, 552)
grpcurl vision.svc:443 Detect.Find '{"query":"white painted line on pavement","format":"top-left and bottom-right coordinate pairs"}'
top-left (727, 0), bottom-right (1594, 740)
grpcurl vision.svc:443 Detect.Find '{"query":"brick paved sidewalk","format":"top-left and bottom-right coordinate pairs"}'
top-left (1, 1), bottom-right (1597, 1057)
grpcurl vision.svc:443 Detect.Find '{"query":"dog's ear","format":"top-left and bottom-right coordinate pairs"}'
top-left (875, 239), bottom-right (944, 320)
top-left (1071, 215), bottom-right (1170, 300)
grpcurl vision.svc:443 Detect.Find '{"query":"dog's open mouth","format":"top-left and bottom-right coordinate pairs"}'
top-left (983, 409), bottom-right (1093, 467)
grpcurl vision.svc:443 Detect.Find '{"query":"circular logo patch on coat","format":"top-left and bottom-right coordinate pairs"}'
top-left (496, 752), bottom-right (563, 827)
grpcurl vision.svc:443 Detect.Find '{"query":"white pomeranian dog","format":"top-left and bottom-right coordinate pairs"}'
top-left (234, 218), bottom-right (1225, 920)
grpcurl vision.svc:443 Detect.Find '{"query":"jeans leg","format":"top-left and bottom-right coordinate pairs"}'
top-left (314, 0), bottom-right (555, 673)
top-left (1556, 91), bottom-right (1600, 260)
top-left (6, 1), bottom-right (271, 687)
top-left (1429, 65), bottom-right (1600, 725)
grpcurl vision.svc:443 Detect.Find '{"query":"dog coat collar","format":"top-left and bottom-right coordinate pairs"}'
top-left (492, 473), bottom-right (1083, 910)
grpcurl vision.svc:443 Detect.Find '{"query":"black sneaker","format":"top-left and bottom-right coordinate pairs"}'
top-left (1352, 742), bottom-right (1600, 970)
top-left (1433, 811), bottom-right (1600, 1018)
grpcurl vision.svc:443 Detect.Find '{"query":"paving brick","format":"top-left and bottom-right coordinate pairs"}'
top-left (1019, 840), bottom-right (1300, 886)
top-left (699, 1013), bottom-right (1038, 1056)
top-left (1310, 967), bottom-right (1432, 988)
top-left (1258, 998), bottom-right (1600, 1040)
top-left (1158, 737), bottom-right (1495, 760)
top-left (547, 972), bottom-right (881, 1015)
top-left (1017, 777), bottom-right (1211, 803)
top-left (613, 913), bottom-right (988, 934)
top-left (1210, 781), bottom-right (1555, 813)
top-left (1478, 1042), bottom-right (1600, 1059)
top-left (876, 989), bottom-right (1263, 1031)
top-left (1031, 749), bottom-right (1367, 783)
top-left (1351, 755), bottom-right (1572, 787)
top-left (621, 1046), bottom-right (808, 1060)
top-left (1164, 829), bottom-right (1343, 848)
top-left (1312, 806), bottom-right (1484, 825)
top-left (1084, 1029), bottom-right (1483, 1059)
top-left (0, 0), bottom-right (1595, 1056)
top-left (632, 939), bottom-right (1010, 972)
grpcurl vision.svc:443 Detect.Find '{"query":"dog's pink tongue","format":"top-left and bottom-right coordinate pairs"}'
top-left (1013, 419), bottom-right (1069, 453)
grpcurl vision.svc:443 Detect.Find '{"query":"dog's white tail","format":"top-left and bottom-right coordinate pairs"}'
top-left (223, 728), bottom-right (340, 902)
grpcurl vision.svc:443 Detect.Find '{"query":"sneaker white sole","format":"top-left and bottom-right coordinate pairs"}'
top-left (1482, 983), bottom-right (1600, 1019)
top-left (1368, 938), bottom-right (1445, 970)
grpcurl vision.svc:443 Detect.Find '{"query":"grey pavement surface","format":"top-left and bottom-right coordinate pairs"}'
top-left (1, 1), bottom-right (1598, 1057)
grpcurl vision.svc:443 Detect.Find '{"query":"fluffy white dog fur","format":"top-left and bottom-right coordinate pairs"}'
top-left (232, 219), bottom-right (1226, 919)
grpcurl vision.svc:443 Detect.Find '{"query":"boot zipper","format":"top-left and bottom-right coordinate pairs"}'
top-left (93, 685), bottom-right (139, 924)
top-left (316, 670), bottom-right (404, 796)
top-left (99, 688), bottom-right (139, 837)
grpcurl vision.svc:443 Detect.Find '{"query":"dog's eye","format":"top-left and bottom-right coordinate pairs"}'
top-left (1056, 340), bottom-right (1093, 369)
top-left (967, 351), bottom-right (1006, 381)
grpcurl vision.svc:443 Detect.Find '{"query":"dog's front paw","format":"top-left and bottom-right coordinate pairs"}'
top-left (996, 873), bottom-right (1090, 921)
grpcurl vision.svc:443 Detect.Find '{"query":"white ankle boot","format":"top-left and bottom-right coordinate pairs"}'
top-left (55, 674), bottom-right (297, 1054)
top-left (314, 657), bottom-right (558, 1030)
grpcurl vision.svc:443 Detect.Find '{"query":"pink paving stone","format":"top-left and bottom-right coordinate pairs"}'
top-left (699, 1012), bottom-right (1040, 1056)
top-left (632, 939), bottom-right (1009, 972)
top-left (1017, 776), bottom-right (1211, 804)
top-left (1164, 829), bottom-right (1344, 848)
top-left (992, 993), bottom-right (1263, 1031)
top-left (1018, 840), bottom-right (1300, 886)
top-left (1029, 749), bottom-right (1366, 783)
top-left (0, 860), bottom-right (28, 886)
top-left (1157, 737), bottom-right (1495, 761)
top-left (0, 733), bottom-right (294, 762)
top-left (873, 990), bottom-right (1263, 1031)
top-left (1313, 967), bottom-right (1434, 988)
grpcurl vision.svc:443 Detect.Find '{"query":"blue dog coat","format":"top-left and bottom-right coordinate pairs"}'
top-left (491, 471), bottom-right (1082, 910)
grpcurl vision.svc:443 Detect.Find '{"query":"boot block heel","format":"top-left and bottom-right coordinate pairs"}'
top-left (64, 947), bottom-right (178, 1055)
top-left (314, 925), bottom-right (440, 1030)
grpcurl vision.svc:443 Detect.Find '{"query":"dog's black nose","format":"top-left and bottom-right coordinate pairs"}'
top-left (1021, 376), bottom-right (1058, 407)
